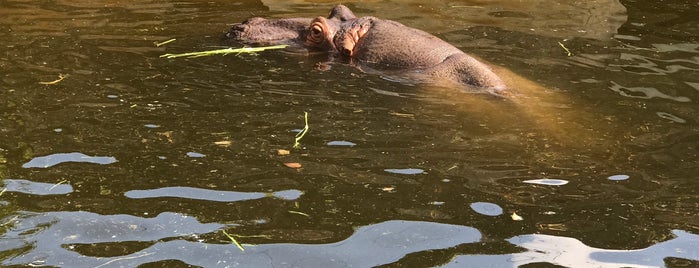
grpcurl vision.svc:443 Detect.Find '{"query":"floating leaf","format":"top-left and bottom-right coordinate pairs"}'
top-left (277, 149), bottom-right (290, 156)
top-left (511, 212), bottom-right (524, 221)
top-left (215, 141), bottom-right (232, 147)
top-left (284, 162), bottom-right (302, 169)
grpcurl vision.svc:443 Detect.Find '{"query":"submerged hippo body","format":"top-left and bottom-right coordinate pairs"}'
top-left (228, 5), bottom-right (507, 94)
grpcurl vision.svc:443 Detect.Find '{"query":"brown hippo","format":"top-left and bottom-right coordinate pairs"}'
top-left (228, 5), bottom-right (507, 95)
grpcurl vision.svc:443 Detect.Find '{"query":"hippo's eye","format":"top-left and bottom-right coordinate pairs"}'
top-left (311, 25), bottom-right (323, 37)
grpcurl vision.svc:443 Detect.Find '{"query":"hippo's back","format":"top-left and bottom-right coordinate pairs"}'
top-left (349, 17), bottom-right (463, 70)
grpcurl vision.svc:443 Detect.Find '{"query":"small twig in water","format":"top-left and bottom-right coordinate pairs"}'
top-left (1, 215), bottom-right (19, 227)
top-left (49, 179), bottom-right (68, 191)
top-left (154, 38), bottom-right (177, 47)
top-left (558, 41), bottom-right (572, 56)
top-left (288, 210), bottom-right (310, 217)
top-left (222, 230), bottom-right (245, 252)
top-left (39, 74), bottom-right (68, 85)
top-left (293, 112), bottom-right (309, 149)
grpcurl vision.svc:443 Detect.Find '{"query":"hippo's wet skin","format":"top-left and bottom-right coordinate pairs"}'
top-left (228, 5), bottom-right (507, 94)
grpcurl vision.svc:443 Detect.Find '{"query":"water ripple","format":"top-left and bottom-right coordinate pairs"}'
top-left (609, 81), bottom-right (691, 102)
top-left (612, 53), bottom-right (699, 75)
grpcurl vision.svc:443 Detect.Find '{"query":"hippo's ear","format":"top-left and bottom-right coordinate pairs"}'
top-left (328, 4), bottom-right (356, 21)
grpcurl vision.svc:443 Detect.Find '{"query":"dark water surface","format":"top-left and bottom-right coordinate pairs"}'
top-left (1, 0), bottom-right (697, 267)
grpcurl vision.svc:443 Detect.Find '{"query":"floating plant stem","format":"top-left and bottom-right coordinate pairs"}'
top-left (293, 112), bottom-right (309, 149)
top-left (49, 179), bottom-right (68, 191)
top-left (288, 210), bottom-right (310, 217)
top-left (222, 230), bottom-right (245, 252)
top-left (160, 44), bottom-right (288, 59)
top-left (154, 38), bottom-right (176, 47)
top-left (39, 74), bottom-right (68, 85)
top-left (558, 41), bottom-right (572, 56)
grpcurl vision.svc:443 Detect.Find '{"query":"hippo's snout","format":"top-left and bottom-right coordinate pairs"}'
top-left (226, 17), bottom-right (313, 45)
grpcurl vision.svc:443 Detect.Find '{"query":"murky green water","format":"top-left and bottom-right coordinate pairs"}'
top-left (1, 0), bottom-right (697, 267)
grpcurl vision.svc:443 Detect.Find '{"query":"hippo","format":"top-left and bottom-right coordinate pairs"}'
top-left (228, 5), bottom-right (507, 95)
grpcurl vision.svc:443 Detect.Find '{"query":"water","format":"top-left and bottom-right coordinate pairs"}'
top-left (1, 0), bottom-right (697, 267)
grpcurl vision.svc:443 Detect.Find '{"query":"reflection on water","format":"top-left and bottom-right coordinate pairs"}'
top-left (125, 187), bottom-right (303, 202)
top-left (447, 230), bottom-right (699, 268)
top-left (0, 0), bottom-right (697, 267)
top-left (1, 213), bottom-right (480, 267)
top-left (609, 81), bottom-right (691, 102)
top-left (2, 179), bottom-right (73, 195)
top-left (22, 152), bottom-right (118, 168)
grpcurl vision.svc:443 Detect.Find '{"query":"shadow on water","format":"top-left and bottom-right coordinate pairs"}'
top-left (0, 0), bottom-right (698, 267)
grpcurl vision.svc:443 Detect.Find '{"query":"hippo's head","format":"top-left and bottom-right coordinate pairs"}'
top-left (228, 4), bottom-right (357, 51)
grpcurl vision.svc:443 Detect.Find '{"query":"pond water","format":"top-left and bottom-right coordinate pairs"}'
top-left (1, 0), bottom-right (697, 267)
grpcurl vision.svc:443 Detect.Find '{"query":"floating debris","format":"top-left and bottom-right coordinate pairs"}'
top-left (39, 74), bottom-right (68, 85)
top-left (214, 140), bottom-right (232, 147)
top-left (381, 186), bottom-right (396, 193)
top-left (511, 212), bottom-right (524, 221)
top-left (283, 162), bottom-right (302, 169)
